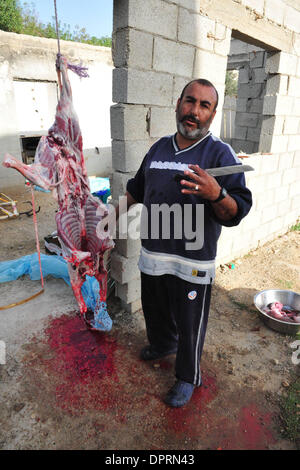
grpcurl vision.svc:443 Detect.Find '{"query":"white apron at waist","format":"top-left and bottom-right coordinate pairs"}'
top-left (138, 247), bottom-right (215, 284)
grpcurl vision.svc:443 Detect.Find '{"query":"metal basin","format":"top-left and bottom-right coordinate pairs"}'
top-left (254, 289), bottom-right (300, 335)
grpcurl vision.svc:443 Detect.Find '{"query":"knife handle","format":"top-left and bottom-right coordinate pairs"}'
top-left (174, 173), bottom-right (195, 183)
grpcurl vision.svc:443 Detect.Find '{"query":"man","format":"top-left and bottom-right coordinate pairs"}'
top-left (117, 79), bottom-right (252, 407)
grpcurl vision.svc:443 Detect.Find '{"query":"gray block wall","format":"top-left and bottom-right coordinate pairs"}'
top-left (111, 0), bottom-right (231, 312)
top-left (111, 0), bottom-right (300, 313)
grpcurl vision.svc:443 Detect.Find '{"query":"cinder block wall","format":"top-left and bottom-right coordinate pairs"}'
top-left (232, 50), bottom-right (268, 154)
top-left (111, 0), bottom-right (300, 313)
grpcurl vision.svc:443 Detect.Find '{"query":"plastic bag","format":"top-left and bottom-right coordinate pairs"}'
top-left (0, 253), bottom-right (112, 331)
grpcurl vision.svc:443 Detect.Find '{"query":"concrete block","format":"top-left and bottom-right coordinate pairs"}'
top-left (113, 28), bottom-right (153, 70)
top-left (249, 51), bottom-right (265, 69)
top-left (110, 104), bottom-right (149, 141)
top-left (112, 140), bottom-right (151, 173)
top-left (273, 184), bottom-right (289, 204)
top-left (238, 68), bottom-right (249, 84)
top-left (297, 58), bottom-right (300, 78)
top-left (253, 68), bottom-right (267, 83)
top-left (234, 126), bottom-right (247, 140)
top-left (245, 153), bottom-right (263, 173)
top-left (113, 68), bottom-right (173, 106)
top-left (231, 230), bottom-right (255, 257)
top-left (172, 0), bottom-right (201, 11)
top-left (193, 50), bottom-right (227, 85)
top-left (284, 5), bottom-right (300, 33)
top-left (277, 199), bottom-right (292, 218)
top-left (269, 216), bottom-right (286, 236)
top-left (110, 252), bottom-right (140, 284)
top-left (247, 175), bottom-right (268, 196)
top-left (253, 221), bottom-right (273, 247)
top-left (239, 210), bottom-right (261, 232)
top-left (264, 171), bottom-right (282, 190)
top-left (263, 95), bottom-right (294, 116)
top-left (121, 298), bottom-right (142, 314)
top-left (293, 150), bottom-right (300, 167)
top-left (261, 205), bottom-right (276, 224)
top-left (264, 0), bottom-right (285, 25)
top-left (111, 171), bottom-right (136, 199)
top-left (153, 37), bottom-right (195, 76)
top-left (288, 77), bottom-right (300, 98)
top-left (214, 24), bottom-right (231, 57)
top-left (265, 52), bottom-right (298, 75)
top-left (115, 277), bottom-right (141, 304)
top-left (231, 139), bottom-right (255, 155)
top-left (282, 167), bottom-right (298, 185)
top-left (149, 106), bottom-right (176, 138)
top-left (260, 154), bottom-right (279, 174)
top-left (289, 181), bottom-right (300, 199)
top-left (266, 74), bottom-right (288, 95)
top-left (178, 9), bottom-right (215, 51)
top-left (288, 135), bottom-right (300, 152)
top-left (235, 112), bottom-right (259, 128)
top-left (248, 98), bottom-right (264, 114)
top-left (261, 116), bottom-right (284, 136)
top-left (256, 189), bottom-right (274, 210)
top-left (238, 83), bottom-right (263, 99)
top-left (241, 0), bottom-right (264, 15)
top-left (113, 0), bottom-right (177, 40)
top-left (236, 98), bottom-right (247, 112)
top-left (284, 210), bottom-right (299, 228)
top-left (292, 97), bottom-right (300, 117)
top-left (115, 237), bottom-right (141, 258)
top-left (277, 152), bottom-right (295, 171)
top-left (247, 127), bottom-right (261, 143)
top-left (173, 76), bottom-right (191, 105)
top-left (291, 194), bottom-right (300, 211)
top-left (259, 134), bottom-right (289, 154)
top-left (283, 117), bottom-right (300, 135)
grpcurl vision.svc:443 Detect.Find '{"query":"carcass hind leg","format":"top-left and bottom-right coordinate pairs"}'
top-left (67, 262), bottom-right (87, 315)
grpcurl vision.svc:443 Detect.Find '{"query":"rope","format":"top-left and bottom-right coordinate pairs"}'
top-left (53, 0), bottom-right (89, 78)
top-left (0, 187), bottom-right (45, 311)
top-left (54, 0), bottom-right (61, 55)
top-left (31, 184), bottom-right (44, 289)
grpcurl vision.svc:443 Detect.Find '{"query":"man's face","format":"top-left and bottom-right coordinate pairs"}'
top-left (176, 82), bottom-right (217, 141)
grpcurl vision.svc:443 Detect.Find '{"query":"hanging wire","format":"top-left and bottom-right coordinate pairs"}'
top-left (53, 0), bottom-right (89, 78)
top-left (53, 0), bottom-right (61, 55)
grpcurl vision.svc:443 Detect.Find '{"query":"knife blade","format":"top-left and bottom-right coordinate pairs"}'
top-left (205, 164), bottom-right (254, 177)
top-left (173, 164), bottom-right (254, 183)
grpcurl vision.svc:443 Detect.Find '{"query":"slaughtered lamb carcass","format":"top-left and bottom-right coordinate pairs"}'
top-left (3, 55), bottom-right (114, 330)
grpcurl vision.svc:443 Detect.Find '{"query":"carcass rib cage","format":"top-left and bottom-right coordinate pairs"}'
top-left (3, 55), bottom-right (114, 323)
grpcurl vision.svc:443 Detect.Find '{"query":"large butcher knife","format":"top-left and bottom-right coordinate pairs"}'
top-left (174, 164), bottom-right (254, 183)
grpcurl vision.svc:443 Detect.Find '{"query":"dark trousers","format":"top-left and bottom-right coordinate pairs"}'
top-left (141, 272), bottom-right (212, 386)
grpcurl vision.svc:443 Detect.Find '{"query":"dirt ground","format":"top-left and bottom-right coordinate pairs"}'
top-left (0, 185), bottom-right (299, 451)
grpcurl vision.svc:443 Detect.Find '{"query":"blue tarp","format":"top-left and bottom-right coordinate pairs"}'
top-left (0, 253), bottom-right (112, 331)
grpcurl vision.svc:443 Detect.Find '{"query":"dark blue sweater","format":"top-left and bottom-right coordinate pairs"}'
top-left (127, 133), bottom-right (252, 283)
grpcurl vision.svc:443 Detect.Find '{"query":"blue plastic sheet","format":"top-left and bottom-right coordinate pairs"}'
top-left (88, 177), bottom-right (111, 203)
top-left (0, 253), bottom-right (112, 331)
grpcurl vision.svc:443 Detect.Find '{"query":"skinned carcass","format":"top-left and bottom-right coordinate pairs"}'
top-left (3, 55), bottom-right (114, 330)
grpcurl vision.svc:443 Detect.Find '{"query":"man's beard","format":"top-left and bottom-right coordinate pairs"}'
top-left (176, 112), bottom-right (212, 141)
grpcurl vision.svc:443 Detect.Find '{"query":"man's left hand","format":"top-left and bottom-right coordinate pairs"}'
top-left (180, 164), bottom-right (220, 201)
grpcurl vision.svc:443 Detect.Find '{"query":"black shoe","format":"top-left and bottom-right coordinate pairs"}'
top-left (140, 345), bottom-right (177, 361)
top-left (164, 380), bottom-right (196, 408)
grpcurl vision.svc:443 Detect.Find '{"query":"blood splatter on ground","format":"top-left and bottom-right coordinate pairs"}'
top-left (20, 311), bottom-right (280, 449)
top-left (28, 313), bottom-right (121, 414)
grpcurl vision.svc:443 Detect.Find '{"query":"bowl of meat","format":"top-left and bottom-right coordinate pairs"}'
top-left (254, 289), bottom-right (300, 335)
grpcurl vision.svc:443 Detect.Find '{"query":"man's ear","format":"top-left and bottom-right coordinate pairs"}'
top-left (175, 98), bottom-right (181, 112)
top-left (210, 109), bottom-right (217, 123)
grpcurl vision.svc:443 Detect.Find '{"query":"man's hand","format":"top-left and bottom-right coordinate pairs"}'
top-left (180, 164), bottom-right (220, 201)
top-left (181, 164), bottom-right (238, 221)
